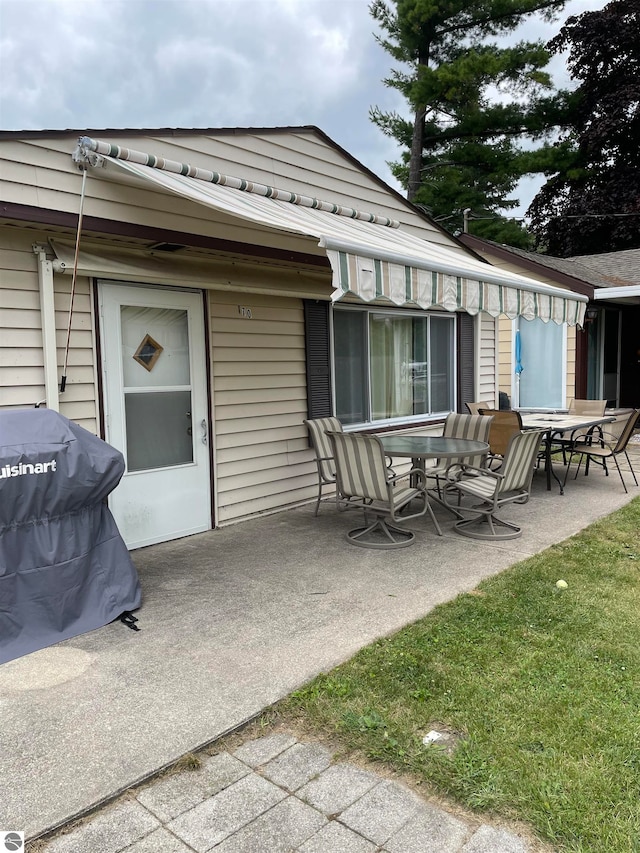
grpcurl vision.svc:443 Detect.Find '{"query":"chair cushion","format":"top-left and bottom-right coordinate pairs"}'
top-left (455, 476), bottom-right (498, 500)
top-left (391, 485), bottom-right (420, 508)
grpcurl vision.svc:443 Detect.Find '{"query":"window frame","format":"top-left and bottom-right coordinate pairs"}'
top-left (331, 304), bottom-right (458, 430)
top-left (511, 317), bottom-right (568, 411)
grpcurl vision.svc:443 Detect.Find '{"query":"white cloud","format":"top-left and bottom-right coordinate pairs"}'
top-left (0, 0), bottom-right (611, 209)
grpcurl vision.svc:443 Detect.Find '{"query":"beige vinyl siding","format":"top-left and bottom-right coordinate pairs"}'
top-left (0, 139), bottom-right (318, 258)
top-left (210, 290), bottom-right (317, 524)
top-left (138, 130), bottom-right (455, 244)
top-left (0, 132), bottom-right (468, 255)
top-left (0, 227), bottom-right (98, 430)
top-left (54, 273), bottom-right (98, 430)
top-left (478, 312), bottom-right (498, 407)
top-left (0, 229), bottom-right (45, 409)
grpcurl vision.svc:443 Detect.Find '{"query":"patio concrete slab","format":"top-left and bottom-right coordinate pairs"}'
top-left (461, 825), bottom-right (529, 852)
top-left (384, 804), bottom-right (470, 853)
top-left (297, 762), bottom-right (380, 813)
top-left (338, 779), bottom-right (424, 845)
top-left (38, 800), bottom-right (160, 853)
top-left (165, 773), bottom-right (286, 851)
top-left (1, 452), bottom-right (639, 844)
top-left (260, 742), bottom-right (334, 792)
top-left (29, 732), bottom-right (545, 853)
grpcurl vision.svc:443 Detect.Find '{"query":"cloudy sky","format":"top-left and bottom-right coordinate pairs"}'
top-left (0, 0), bottom-right (607, 215)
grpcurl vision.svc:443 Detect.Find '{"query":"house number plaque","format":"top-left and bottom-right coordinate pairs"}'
top-left (237, 306), bottom-right (252, 318)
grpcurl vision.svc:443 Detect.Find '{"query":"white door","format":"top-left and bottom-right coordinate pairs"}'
top-left (100, 282), bottom-right (211, 549)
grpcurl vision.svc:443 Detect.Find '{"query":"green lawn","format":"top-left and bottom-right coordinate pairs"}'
top-left (280, 499), bottom-right (640, 853)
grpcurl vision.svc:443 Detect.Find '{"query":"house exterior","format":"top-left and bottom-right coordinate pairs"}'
top-left (571, 250), bottom-right (640, 408)
top-left (0, 127), bottom-right (586, 549)
top-left (460, 235), bottom-right (640, 412)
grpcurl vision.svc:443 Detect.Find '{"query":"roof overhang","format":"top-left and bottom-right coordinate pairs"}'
top-left (72, 137), bottom-right (587, 326)
top-left (593, 285), bottom-right (640, 301)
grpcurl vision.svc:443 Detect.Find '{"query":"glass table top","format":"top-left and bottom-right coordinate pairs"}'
top-left (379, 435), bottom-right (489, 458)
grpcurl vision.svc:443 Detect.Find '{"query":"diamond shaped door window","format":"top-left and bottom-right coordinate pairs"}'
top-left (133, 334), bottom-right (164, 371)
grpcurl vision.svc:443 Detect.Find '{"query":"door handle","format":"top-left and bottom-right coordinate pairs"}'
top-left (201, 418), bottom-right (208, 445)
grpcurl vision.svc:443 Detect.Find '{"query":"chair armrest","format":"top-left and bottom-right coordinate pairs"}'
top-left (387, 467), bottom-right (423, 487)
top-left (447, 464), bottom-right (503, 484)
top-left (566, 425), bottom-right (604, 443)
top-left (441, 461), bottom-right (483, 481)
top-left (572, 430), bottom-right (617, 451)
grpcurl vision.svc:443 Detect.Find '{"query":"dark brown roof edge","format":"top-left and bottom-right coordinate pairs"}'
top-left (0, 202), bottom-right (331, 269)
top-left (0, 124), bottom-right (473, 254)
top-left (460, 234), bottom-right (594, 298)
top-left (0, 124), bottom-right (323, 140)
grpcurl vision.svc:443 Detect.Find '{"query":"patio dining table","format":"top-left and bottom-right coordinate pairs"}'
top-left (520, 412), bottom-right (616, 494)
top-left (379, 434), bottom-right (490, 515)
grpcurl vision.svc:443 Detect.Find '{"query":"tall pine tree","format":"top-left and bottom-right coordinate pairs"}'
top-left (528, 0), bottom-right (640, 256)
top-left (370, 0), bottom-right (569, 246)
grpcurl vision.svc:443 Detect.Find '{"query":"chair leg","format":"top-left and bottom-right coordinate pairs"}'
top-left (435, 474), bottom-right (442, 498)
top-left (611, 455), bottom-right (628, 494)
top-left (623, 451), bottom-right (639, 487)
top-left (453, 511), bottom-right (522, 540)
top-left (347, 512), bottom-right (415, 549)
top-left (563, 452), bottom-right (575, 488)
top-left (424, 497), bottom-right (443, 536)
top-left (313, 479), bottom-right (322, 516)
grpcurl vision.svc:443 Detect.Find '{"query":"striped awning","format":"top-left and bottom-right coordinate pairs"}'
top-left (322, 239), bottom-right (582, 325)
top-left (73, 137), bottom-right (587, 326)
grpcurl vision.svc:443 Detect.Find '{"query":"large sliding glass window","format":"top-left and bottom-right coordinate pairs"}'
top-left (516, 318), bottom-right (566, 409)
top-left (334, 308), bottom-right (455, 426)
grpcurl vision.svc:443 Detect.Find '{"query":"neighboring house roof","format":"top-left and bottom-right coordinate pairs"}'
top-left (459, 235), bottom-right (640, 304)
top-left (568, 250), bottom-right (640, 287)
top-left (459, 234), bottom-right (595, 296)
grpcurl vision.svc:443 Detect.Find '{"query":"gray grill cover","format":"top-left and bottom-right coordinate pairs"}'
top-left (0, 408), bottom-right (141, 664)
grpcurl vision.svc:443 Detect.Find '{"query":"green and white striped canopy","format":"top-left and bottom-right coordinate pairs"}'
top-left (74, 137), bottom-right (587, 326)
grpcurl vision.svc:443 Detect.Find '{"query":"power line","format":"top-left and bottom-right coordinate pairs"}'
top-left (553, 212), bottom-right (640, 219)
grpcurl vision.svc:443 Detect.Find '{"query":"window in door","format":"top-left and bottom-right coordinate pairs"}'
top-left (120, 305), bottom-right (194, 472)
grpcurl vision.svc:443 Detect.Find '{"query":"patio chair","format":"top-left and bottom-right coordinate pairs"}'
top-left (569, 398), bottom-right (607, 416)
top-left (326, 430), bottom-right (441, 547)
top-left (465, 401), bottom-right (491, 415)
top-left (303, 416), bottom-right (343, 515)
top-left (478, 409), bottom-right (523, 469)
top-left (424, 413), bottom-right (492, 496)
top-left (554, 399), bottom-right (608, 463)
top-left (442, 429), bottom-right (545, 540)
top-left (564, 409), bottom-right (640, 493)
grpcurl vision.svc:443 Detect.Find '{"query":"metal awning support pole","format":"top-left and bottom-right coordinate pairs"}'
top-left (33, 244), bottom-right (60, 411)
top-left (60, 167), bottom-right (88, 392)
